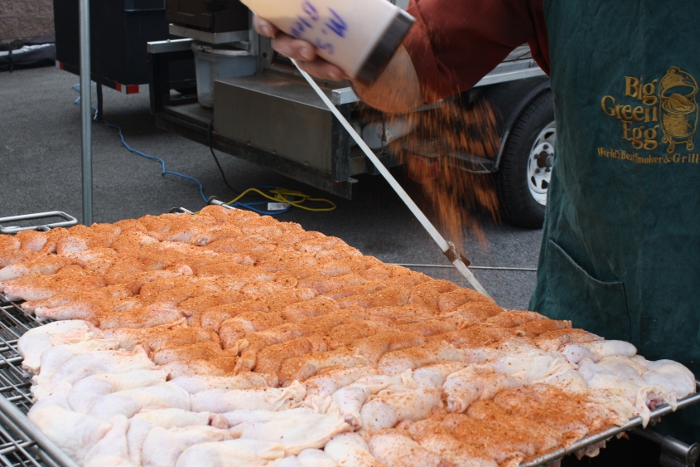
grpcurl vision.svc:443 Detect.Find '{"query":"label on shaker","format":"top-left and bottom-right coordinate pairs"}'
top-left (241, 0), bottom-right (414, 84)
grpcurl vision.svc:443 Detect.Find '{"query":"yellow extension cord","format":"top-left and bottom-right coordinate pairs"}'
top-left (226, 187), bottom-right (336, 212)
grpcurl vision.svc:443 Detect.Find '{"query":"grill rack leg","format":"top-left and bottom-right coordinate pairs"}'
top-left (631, 427), bottom-right (700, 467)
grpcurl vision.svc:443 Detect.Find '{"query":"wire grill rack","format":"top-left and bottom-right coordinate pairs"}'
top-left (0, 296), bottom-right (66, 467)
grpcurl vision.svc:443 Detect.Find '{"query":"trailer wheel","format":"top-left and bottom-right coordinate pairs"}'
top-left (495, 90), bottom-right (555, 229)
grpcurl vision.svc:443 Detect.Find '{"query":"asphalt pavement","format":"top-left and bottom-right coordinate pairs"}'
top-left (0, 65), bottom-right (542, 310)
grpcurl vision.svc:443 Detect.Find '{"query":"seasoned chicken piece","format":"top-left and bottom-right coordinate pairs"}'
top-left (18, 320), bottom-right (94, 375)
top-left (190, 224), bottom-right (244, 246)
top-left (151, 341), bottom-right (228, 365)
top-left (229, 409), bottom-right (350, 455)
top-left (254, 336), bottom-right (329, 376)
top-left (160, 356), bottom-right (238, 378)
top-left (448, 302), bottom-right (503, 324)
top-left (68, 369), bottom-right (168, 413)
top-left (437, 288), bottom-right (496, 313)
top-left (427, 324), bottom-right (516, 348)
top-left (176, 439), bottom-right (285, 467)
top-left (189, 381), bottom-right (306, 413)
top-left (96, 302), bottom-right (186, 329)
top-left (351, 332), bottom-right (426, 365)
top-left (512, 318), bottom-right (571, 339)
top-left (367, 305), bottom-right (436, 324)
top-left (324, 281), bottom-right (388, 300)
top-left (360, 385), bottom-right (442, 431)
top-left (0, 249), bottom-right (38, 269)
top-left (398, 317), bottom-right (464, 338)
top-left (331, 375), bottom-right (398, 429)
top-left (103, 326), bottom-right (217, 352)
top-left (0, 255), bottom-right (74, 282)
top-left (494, 387), bottom-right (590, 445)
top-left (110, 230), bottom-right (159, 253)
top-left (325, 320), bottom-right (395, 349)
top-left (199, 299), bottom-right (269, 332)
top-left (368, 430), bottom-right (449, 467)
top-left (14, 230), bottom-right (48, 252)
top-left (442, 366), bottom-right (522, 413)
top-left (35, 296), bottom-right (144, 323)
top-left (171, 373), bottom-right (272, 393)
top-left (401, 419), bottom-right (497, 467)
top-left (87, 383), bottom-right (190, 421)
top-left (219, 311), bottom-right (286, 348)
top-left (278, 350), bottom-right (369, 384)
top-left (299, 273), bottom-right (367, 294)
top-left (126, 408), bottom-right (211, 466)
top-left (442, 413), bottom-right (531, 466)
top-left (83, 415), bottom-right (133, 467)
top-left (466, 400), bottom-right (563, 453)
top-left (28, 395), bottom-right (112, 465)
top-left (142, 425), bottom-right (232, 467)
top-left (533, 328), bottom-right (602, 352)
top-left (408, 279), bottom-right (459, 311)
top-left (483, 310), bottom-right (548, 328)
top-left (2, 265), bottom-right (104, 301)
top-left (324, 433), bottom-right (385, 467)
top-left (339, 285), bottom-right (411, 308)
top-left (412, 362), bottom-right (467, 388)
top-left (282, 296), bottom-right (341, 321)
top-left (304, 366), bottom-right (379, 399)
top-left (24, 283), bottom-right (132, 315)
top-left (378, 341), bottom-right (465, 376)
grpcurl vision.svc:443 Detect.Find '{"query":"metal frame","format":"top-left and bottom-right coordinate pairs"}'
top-left (0, 213), bottom-right (78, 234)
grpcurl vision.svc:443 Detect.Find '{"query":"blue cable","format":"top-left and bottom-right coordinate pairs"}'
top-left (72, 83), bottom-right (291, 214)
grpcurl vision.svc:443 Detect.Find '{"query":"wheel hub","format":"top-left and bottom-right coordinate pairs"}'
top-left (527, 123), bottom-right (556, 206)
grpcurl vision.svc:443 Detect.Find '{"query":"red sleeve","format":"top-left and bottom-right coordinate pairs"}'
top-left (403, 0), bottom-right (550, 103)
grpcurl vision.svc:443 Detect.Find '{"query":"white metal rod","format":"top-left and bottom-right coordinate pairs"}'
top-left (292, 60), bottom-right (489, 297)
top-left (79, 0), bottom-right (93, 226)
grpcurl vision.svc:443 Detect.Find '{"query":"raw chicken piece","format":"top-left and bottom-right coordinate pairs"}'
top-left (494, 387), bottom-right (590, 445)
top-left (222, 408), bottom-right (317, 426)
top-left (486, 347), bottom-right (576, 384)
top-left (142, 425), bottom-right (232, 467)
top-left (190, 381), bottom-right (306, 413)
top-left (126, 408), bottom-right (210, 466)
top-left (412, 362), bottom-right (466, 388)
top-left (35, 347), bottom-right (156, 399)
top-left (297, 449), bottom-right (339, 467)
top-left (304, 366), bottom-right (378, 399)
top-left (278, 350), bottom-right (369, 384)
top-left (368, 430), bottom-right (447, 467)
top-left (0, 255), bottom-right (74, 282)
top-left (103, 325), bottom-right (216, 352)
top-left (466, 400), bottom-right (563, 453)
top-left (88, 383), bottom-right (191, 421)
top-left (28, 394), bottom-right (112, 465)
top-left (561, 340), bottom-right (637, 364)
top-left (175, 440), bottom-right (285, 467)
top-left (33, 338), bottom-right (122, 396)
top-left (636, 358), bottom-right (697, 403)
top-left (442, 366), bottom-right (523, 413)
top-left (68, 369), bottom-right (168, 413)
top-left (533, 328), bottom-right (602, 352)
top-left (332, 375), bottom-right (398, 429)
top-left (228, 409), bottom-right (350, 455)
top-left (378, 341), bottom-right (464, 376)
top-left (159, 356), bottom-right (238, 378)
top-left (400, 419), bottom-right (497, 467)
top-left (83, 415), bottom-right (134, 467)
top-left (324, 433), bottom-right (385, 467)
top-left (360, 384), bottom-right (442, 431)
top-left (17, 320), bottom-right (92, 375)
top-left (170, 373), bottom-right (271, 393)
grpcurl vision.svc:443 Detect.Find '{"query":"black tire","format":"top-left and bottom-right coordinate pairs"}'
top-left (495, 90), bottom-right (555, 229)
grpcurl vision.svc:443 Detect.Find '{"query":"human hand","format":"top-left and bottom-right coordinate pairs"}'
top-left (253, 15), bottom-right (348, 82)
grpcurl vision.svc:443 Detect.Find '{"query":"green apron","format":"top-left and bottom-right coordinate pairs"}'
top-left (530, 0), bottom-right (700, 441)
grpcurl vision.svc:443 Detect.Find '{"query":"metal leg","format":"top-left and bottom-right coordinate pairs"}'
top-left (96, 82), bottom-right (104, 122)
top-left (631, 428), bottom-right (700, 467)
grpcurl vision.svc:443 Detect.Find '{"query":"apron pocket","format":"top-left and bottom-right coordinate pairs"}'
top-left (543, 238), bottom-right (632, 341)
